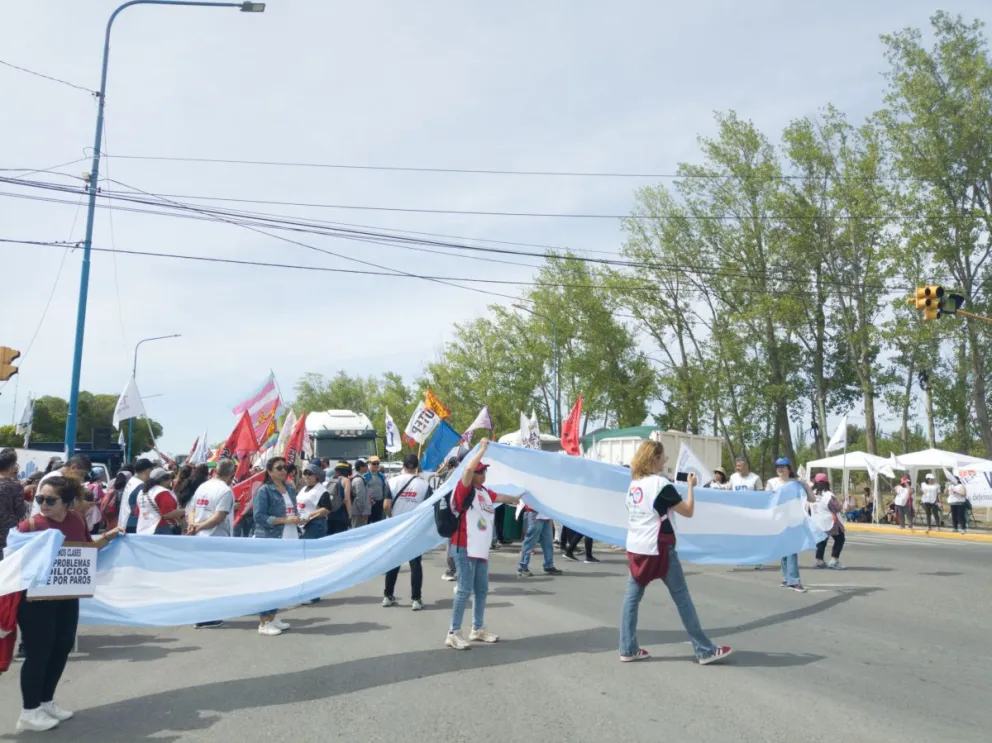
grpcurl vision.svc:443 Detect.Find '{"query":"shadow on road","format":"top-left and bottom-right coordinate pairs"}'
top-left (43, 588), bottom-right (877, 741)
top-left (74, 634), bottom-right (199, 664)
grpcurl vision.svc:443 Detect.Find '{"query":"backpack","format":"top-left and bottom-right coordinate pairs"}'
top-left (434, 486), bottom-right (475, 538)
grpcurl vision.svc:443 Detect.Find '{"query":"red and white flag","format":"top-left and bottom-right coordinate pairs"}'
top-left (560, 396), bottom-right (582, 456)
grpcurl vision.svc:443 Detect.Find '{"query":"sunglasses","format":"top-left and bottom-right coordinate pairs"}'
top-left (370, 462), bottom-right (380, 466)
top-left (35, 496), bottom-right (61, 506)
top-left (272, 465), bottom-right (286, 472)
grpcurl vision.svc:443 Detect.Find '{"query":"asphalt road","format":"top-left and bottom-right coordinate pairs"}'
top-left (1, 532), bottom-right (989, 742)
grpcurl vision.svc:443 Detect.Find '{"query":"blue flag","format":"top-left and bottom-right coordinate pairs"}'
top-left (420, 420), bottom-right (462, 472)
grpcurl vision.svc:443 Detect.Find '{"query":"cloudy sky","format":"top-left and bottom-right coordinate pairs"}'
top-left (2, 0), bottom-right (990, 453)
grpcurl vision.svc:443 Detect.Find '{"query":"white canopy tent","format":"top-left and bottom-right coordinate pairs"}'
top-left (894, 448), bottom-right (992, 472)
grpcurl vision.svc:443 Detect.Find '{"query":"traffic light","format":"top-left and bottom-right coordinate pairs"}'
top-left (0, 346), bottom-right (20, 381)
top-left (909, 285), bottom-right (944, 320)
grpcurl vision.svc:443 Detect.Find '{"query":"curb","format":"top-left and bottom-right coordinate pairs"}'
top-left (845, 523), bottom-right (992, 543)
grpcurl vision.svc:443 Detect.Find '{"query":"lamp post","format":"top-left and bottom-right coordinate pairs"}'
top-left (127, 334), bottom-right (180, 460)
top-left (64, 0), bottom-right (265, 456)
top-left (514, 304), bottom-right (560, 436)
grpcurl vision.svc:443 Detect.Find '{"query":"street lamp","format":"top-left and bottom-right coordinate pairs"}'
top-left (513, 304), bottom-right (560, 436)
top-left (64, 0), bottom-right (265, 456)
top-left (127, 334), bottom-right (180, 460)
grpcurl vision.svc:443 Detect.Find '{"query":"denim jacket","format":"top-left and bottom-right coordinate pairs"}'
top-left (252, 482), bottom-right (297, 539)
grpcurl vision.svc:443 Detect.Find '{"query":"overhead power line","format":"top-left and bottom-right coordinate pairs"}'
top-left (0, 59), bottom-right (98, 95)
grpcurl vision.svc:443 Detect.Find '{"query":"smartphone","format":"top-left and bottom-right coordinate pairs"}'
top-left (676, 472), bottom-right (689, 482)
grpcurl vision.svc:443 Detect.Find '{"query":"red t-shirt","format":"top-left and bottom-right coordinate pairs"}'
top-left (450, 480), bottom-right (497, 556)
top-left (19, 510), bottom-right (93, 542)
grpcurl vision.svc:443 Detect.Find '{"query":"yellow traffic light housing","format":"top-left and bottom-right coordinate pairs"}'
top-left (909, 285), bottom-right (945, 319)
top-left (0, 346), bottom-right (20, 381)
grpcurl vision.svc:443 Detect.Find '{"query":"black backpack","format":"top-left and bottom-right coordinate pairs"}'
top-left (434, 487), bottom-right (475, 538)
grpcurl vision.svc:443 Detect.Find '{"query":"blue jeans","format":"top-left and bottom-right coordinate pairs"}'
top-left (518, 513), bottom-right (554, 571)
top-left (450, 547), bottom-right (489, 632)
top-left (619, 546), bottom-right (716, 659)
top-left (780, 553), bottom-right (800, 586)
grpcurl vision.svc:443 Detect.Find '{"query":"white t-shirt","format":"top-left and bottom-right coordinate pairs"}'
top-left (920, 483), bottom-right (940, 504)
top-left (947, 483), bottom-right (967, 505)
top-left (894, 485), bottom-right (913, 507)
top-left (191, 479), bottom-right (234, 537)
top-left (730, 472), bottom-right (763, 492)
top-left (387, 473), bottom-right (431, 517)
top-left (280, 491), bottom-right (299, 540)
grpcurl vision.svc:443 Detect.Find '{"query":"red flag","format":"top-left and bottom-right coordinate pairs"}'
top-left (232, 470), bottom-right (265, 526)
top-left (217, 411), bottom-right (259, 462)
top-left (560, 396), bottom-right (583, 456)
top-left (186, 437), bottom-right (199, 461)
top-left (282, 413), bottom-right (307, 468)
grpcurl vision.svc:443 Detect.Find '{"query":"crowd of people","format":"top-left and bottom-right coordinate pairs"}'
top-left (4, 437), bottom-right (972, 733)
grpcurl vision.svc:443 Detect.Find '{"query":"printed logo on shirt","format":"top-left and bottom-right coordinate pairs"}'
top-left (629, 486), bottom-right (644, 505)
top-left (476, 516), bottom-right (487, 531)
top-left (285, 506), bottom-right (295, 515)
top-left (196, 497), bottom-right (210, 507)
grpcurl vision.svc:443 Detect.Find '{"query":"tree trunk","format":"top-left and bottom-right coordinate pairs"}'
top-left (966, 318), bottom-right (992, 457)
top-left (862, 380), bottom-right (879, 456)
top-left (763, 315), bottom-right (796, 463)
top-left (901, 358), bottom-right (915, 454)
top-left (923, 376), bottom-right (937, 450)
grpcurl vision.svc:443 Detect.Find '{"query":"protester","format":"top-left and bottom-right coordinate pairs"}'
top-left (561, 528), bottom-right (598, 563)
top-left (893, 476), bottom-right (915, 530)
top-left (365, 455), bottom-right (388, 523)
top-left (438, 455), bottom-right (461, 582)
top-left (30, 455), bottom-right (92, 517)
top-left (517, 505), bottom-right (562, 578)
top-left (383, 454), bottom-right (433, 610)
top-left (171, 464), bottom-right (193, 499)
top-left (811, 473), bottom-right (845, 569)
top-left (136, 467), bottom-right (184, 535)
top-left (297, 463), bottom-right (332, 541)
top-left (99, 470), bottom-right (130, 531)
top-left (184, 458), bottom-right (236, 628)
top-left (252, 456), bottom-right (300, 636)
top-left (446, 439), bottom-right (521, 650)
top-left (619, 439), bottom-right (732, 664)
top-left (706, 467), bottom-right (731, 490)
top-left (119, 459), bottom-right (154, 534)
top-left (766, 457), bottom-right (812, 592)
top-left (729, 456), bottom-right (763, 491)
top-left (326, 462), bottom-right (353, 535)
top-left (920, 473), bottom-right (942, 533)
top-left (0, 448), bottom-right (27, 553)
top-left (947, 476), bottom-right (968, 534)
top-left (176, 464), bottom-right (209, 508)
top-left (350, 460), bottom-right (372, 528)
top-left (15, 476), bottom-right (122, 731)
top-left (79, 471), bottom-right (105, 533)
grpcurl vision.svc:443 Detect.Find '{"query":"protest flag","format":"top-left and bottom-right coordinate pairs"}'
top-left (560, 396), bottom-right (582, 455)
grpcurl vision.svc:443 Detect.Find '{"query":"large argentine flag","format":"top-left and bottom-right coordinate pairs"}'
top-left (3, 444), bottom-right (822, 627)
top-left (1, 529), bottom-right (65, 595)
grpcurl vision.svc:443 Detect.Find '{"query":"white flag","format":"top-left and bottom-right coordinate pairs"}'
top-left (404, 401), bottom-right (439, 444)
top-left (16, 396), bottom-right (34, 445)
top-left (117, 429), bottom-right (125, 449)
top-left (461, 405), bottom-right (493, 442)
top-left (676, 442), bottom-right (714, 487)
top-left (112, 376), bottom-right (146, 428)
top-left (384, 409), bottom-right (402, 454)
top-left (825, 414), bottom-right (848, 453)
top-left (273, 411), bottom-right (296, 458)
top-left (188, 429), bottom-right (210, 465)
top-left (865, 455), bottom-right (879, 483)
top-left (889, 452), bottom-right (903, 473)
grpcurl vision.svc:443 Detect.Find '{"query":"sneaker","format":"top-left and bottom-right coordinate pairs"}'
top-left (620, 648), bottom-right (651, 663)
top-left (490, 542), bottom-right (502, 551)
top-left (562, 551), bottom-right (579, 562)
top-left (814, 559), bottom-right (827, 569)
top-left (258, 622), bottom-right (282, 636)
top-left (780, 581), bottom-right (788, 588)
top-left (469, 627), bottom-right (500, 643)
top-left (445, 631), bottom-right (471, 650)
top-left (789, 584), bottom-right (808, 593)
top-left (272, 618), bottom-right (291, 631)
top-left (411, 599), bottom-right (424, 611)
top-left (698, 645), bottom-right (734, 665)
top-left (827, 560), bottom-right (845, 570)
top-left (16, 708), bottom-right (59, 732)
top-left (194, 620), bottom-right (225, 629)
top-left (753, 565), bottom-right (764, 570)
top-left (517, 568), bottom-right (532, 578)
top-left (307, 597), bottom-right (321, 604)
top-left (39, 701), bottom-right (73, 722)
top-left (584, 555), bottom-right (601, 564)
top-left (543, 567), bottom-right (563, 576)
top-left (382, 596), bottom-right (397, 608)
top-left (441, 571), bottom-right (456, 581)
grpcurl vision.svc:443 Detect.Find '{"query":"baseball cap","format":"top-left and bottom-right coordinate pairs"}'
top-left (814, 473), bottom-right (829, 484)
top-left (474, 462), bottom-right (490, 473)
top-left (368, 456), bottom-right (381, 464)
top-left (354, 458), bottom-right (367, 470)
top-left (901, 475), bottom-right (911, 484)
top-left (774, 457), bottom-right (791, 467)
top-left (925, 473), bottom-right (936, 480)
top-left (303, 463), bottom-right (322, 477)
top-left (148, 466), bottom-right (171, 484)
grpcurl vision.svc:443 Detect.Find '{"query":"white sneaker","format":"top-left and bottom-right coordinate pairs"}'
top-left (411, 599), bottom-right (424, 611)
top-left (382, 596), bottom-right (397, 607)
top-left (258, 622), bottom-right (282, 636)
top-left (827, 560), bottom-right (845, 570)
top-left (271, 618), bottom-right (291, 631)
top-left (445, 631), bottom-right (471, 650)
top-left (469, 627), bottom-right (500, 643)
top-left (16, 708), bottom-right (59, 732)
top-left (40, 701), bottom-right (73, 721)
top-left (441, 572), bottom-right (456, 581)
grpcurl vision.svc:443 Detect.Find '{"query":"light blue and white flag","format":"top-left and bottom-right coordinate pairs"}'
top-left (1, 529), bottom-right (65, 596)
top-left (3, 444), bottom-right (822, 626)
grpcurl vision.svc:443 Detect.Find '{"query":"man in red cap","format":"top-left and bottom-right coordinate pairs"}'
top-left (445, 440), bottom-right (521, 650)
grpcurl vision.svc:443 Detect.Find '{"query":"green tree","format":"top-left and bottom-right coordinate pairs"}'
top-left (28, 392), bottom-right (162, 453)
top-left (0, 425), bottom-right (22, 448)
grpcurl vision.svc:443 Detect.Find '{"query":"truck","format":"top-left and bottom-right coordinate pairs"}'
top-left (582, 426), bottom-right (723, 479)
top-left (305, 410), bottom-right (378, 464)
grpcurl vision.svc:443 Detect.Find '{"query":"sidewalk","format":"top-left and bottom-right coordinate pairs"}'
top-left (846, 522), bottom-right (992, 543)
